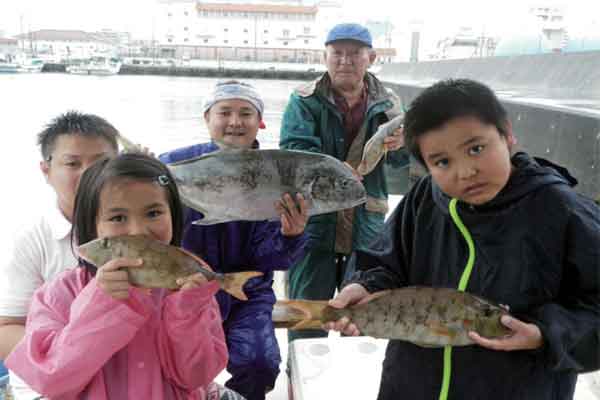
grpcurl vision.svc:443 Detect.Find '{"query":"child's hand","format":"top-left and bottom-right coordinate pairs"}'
top-left (323, 283), bottom-right (370, 336)
top-left (383, 127), bottom-right (404, 152)
top-left (176, 273), bottom-right (209, 290)
top-left (96, 257), bottom-right (143, 300)
top-left (276, 193), bottom-right (308, 237)
top-left (468, 315), bottom-right (543, 351)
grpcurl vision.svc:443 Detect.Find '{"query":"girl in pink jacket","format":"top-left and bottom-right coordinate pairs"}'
top-left (6, 153), bottom-right (229, 399)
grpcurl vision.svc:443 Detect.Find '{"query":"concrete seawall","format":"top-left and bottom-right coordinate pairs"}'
top-left (379, 52), bottom-right (600, 201)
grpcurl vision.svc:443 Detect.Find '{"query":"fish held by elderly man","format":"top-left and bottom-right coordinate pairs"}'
top-left (356, 114), bottom-right (405, 176)
top-left (167, 149), bottom-right (367, 225)
top-left (273, 286), bottom-right (512, 347)
top-left (78, 235), bottom-right (263, 300)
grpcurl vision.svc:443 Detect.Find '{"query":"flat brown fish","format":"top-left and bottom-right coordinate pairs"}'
top-left (78, 235), bottom-right (262, 301)
top-left (273, 286), bottom-right (511, 347)
top-left (356, 114), bottom-right (404, 176)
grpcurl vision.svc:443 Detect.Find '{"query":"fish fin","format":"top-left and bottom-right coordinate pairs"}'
top-left (412, 341), bottom-right (442, 348)
top-left (274, 299), bottom-right (331, 330)
top-left (222, 271), bottom-right (263, 301)
top-left (174, 247), bottom-right (214, 271)
top-left (427, 321), bottom-right (456, 338)
top-left (357, 290), bottom-right (392, 305)
top-left (192, 216), bottom-right (232, 225)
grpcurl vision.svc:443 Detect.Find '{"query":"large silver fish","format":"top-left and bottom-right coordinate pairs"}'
top-left (167, 149), bottom-right (367, 225)
top-left (78, 235), bottom-right (262, 300)
top-left (273, 286), bottom-right (511, 347)
top-left (357, 114), bottom-right (404, 176)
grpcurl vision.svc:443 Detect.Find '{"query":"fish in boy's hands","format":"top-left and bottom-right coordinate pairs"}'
top-left (274, 286), bottom-right (512, 347)
top-left (78, 235), bottom-right (262, 300)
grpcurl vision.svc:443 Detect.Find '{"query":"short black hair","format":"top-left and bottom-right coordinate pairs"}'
top-left (72, 153), bottom-right (183, 275)
top-left (37, 111), bottom-right (120, 161)
top-left (403, 79), bottom-right (509, 166)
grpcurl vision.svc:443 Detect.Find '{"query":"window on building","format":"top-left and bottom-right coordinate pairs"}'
top-left (283, 29), bottom-right (290, 37)
top-left (244, 40), bottom-right (248, 44)
top-left (168, 12), bottom-right (172, 17)
top-left (184, 11), bottom-right (188, 16)
top-left (224, 40), bottom-right (229, 44)
top-left (184, 38), bottom-right (189, 42)
top-left (264, 29), bottom-right (268, 34)
top-left (244, 28), bottom-right (248, 33)
top-left (204, 39), bottom-right (209, 43)
top-left (224, 28), bottom-right (229, 32)
top-left (304, 40), bottom-right (309, 44)
top-left (168, 38), bottom-right (173, 43)
top-left (264, 40), bottom-right (268, 45)
top-left (284, 41), bottom-right (288, 46)
top-left (304, 27), bottom-right (310, 34)
top-left (184, 27), bottom-right (188, 31)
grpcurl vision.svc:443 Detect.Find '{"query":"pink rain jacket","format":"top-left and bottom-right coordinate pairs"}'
top-left (6, 268), bottom-right (228, 399)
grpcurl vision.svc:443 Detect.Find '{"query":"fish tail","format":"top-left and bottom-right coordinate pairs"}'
top-left (273, 299), bottom-right (338, 330)
top-left (221, 271), bottom-right (263, 301)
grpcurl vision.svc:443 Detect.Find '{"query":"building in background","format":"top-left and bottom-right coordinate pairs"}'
top-left (155, 0), bottom-right (395, 63)
top-left (13, 29), bottom-right (120, 62)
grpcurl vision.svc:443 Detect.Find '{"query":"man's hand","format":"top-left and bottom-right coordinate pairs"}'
top-left (276, 193), bottom-right (308, 237)
top-left (383, 127), bottom-right (404, 152)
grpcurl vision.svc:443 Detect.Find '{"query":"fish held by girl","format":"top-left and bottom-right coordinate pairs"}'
top-left (273, 286), bottom-right (512, 347)
top-left (78, 234), bottom-right (262, 300)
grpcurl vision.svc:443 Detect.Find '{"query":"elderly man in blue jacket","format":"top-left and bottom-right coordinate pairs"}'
top-left (160, 80), bottom-right (308, 400)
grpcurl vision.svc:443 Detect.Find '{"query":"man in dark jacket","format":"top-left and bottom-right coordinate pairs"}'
top-left (280, 23), bottom-right (409, 343)
top-left (160, 80), bottom-right (308, 400)
top-left (326, 79), bottom-right (600, 399)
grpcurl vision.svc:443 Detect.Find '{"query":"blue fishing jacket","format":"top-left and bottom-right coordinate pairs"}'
top-left (350, 152), bottom-right (600, 400)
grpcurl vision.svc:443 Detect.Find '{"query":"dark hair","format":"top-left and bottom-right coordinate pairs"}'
top-left (403, 79), bottom-right (509, 166)
top-left (72, 153), bottom-right (183, 274)
top-left (37, 111), bottom-right (120, 161)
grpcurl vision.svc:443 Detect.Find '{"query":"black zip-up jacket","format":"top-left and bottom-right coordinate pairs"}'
top-left (351, 152), bottom-right (600, 400)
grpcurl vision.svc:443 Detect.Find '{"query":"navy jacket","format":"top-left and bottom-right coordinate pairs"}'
top-left (351, 152), bottom-right (600, 400)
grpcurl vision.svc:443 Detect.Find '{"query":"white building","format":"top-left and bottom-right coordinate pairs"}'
top-left (157, 0), bottom-right (328, 62)
top-left (155, 0), bottom-right (394, 63)
top-left (14, 30), bottom-right (119, 62)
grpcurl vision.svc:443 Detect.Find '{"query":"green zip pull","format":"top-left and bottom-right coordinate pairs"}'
top-left (438, 198), bottom-right (476, 400)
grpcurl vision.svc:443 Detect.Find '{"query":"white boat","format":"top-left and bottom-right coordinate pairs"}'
top-left (67, 57), bottom-right (121, 76)
top-left (0, 54), bottom-right (18, 73)
top-left (16, 57), bottom-right (45, 73)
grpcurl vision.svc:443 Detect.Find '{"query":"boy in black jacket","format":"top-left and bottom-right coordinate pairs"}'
top-left (325, 79), bottom-right (600, 399)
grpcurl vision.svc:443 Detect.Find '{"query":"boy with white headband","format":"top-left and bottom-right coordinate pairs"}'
top-left (160, 80), bottom-right (308, 400)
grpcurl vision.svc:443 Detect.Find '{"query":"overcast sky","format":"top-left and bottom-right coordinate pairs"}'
top-left (0, 0), bottom-right (597, 40)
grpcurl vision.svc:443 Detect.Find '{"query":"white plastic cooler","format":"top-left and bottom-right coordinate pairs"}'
top-left (288, 336), bottom-right (389, 400)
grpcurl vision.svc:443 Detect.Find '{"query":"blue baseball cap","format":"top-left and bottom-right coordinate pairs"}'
top-left (325, 23), bottom-right (373, 48)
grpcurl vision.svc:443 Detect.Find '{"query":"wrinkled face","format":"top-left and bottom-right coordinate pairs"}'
top-left (325, 40), bottom-right (375, 92)
top-left (310, 175), bottom-right (366, 210)
top-left (418, 116), bottom-right (514, 205)
top-left (41, 134), bottom-right (117, 221)
top-left (204, 99), bottom-right (261, 149)
top-left (96, 178), bottom-right (172, 244)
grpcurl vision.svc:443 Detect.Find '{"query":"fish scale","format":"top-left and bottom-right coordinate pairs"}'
top-left (274, 286), bottom-right (512, 347)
